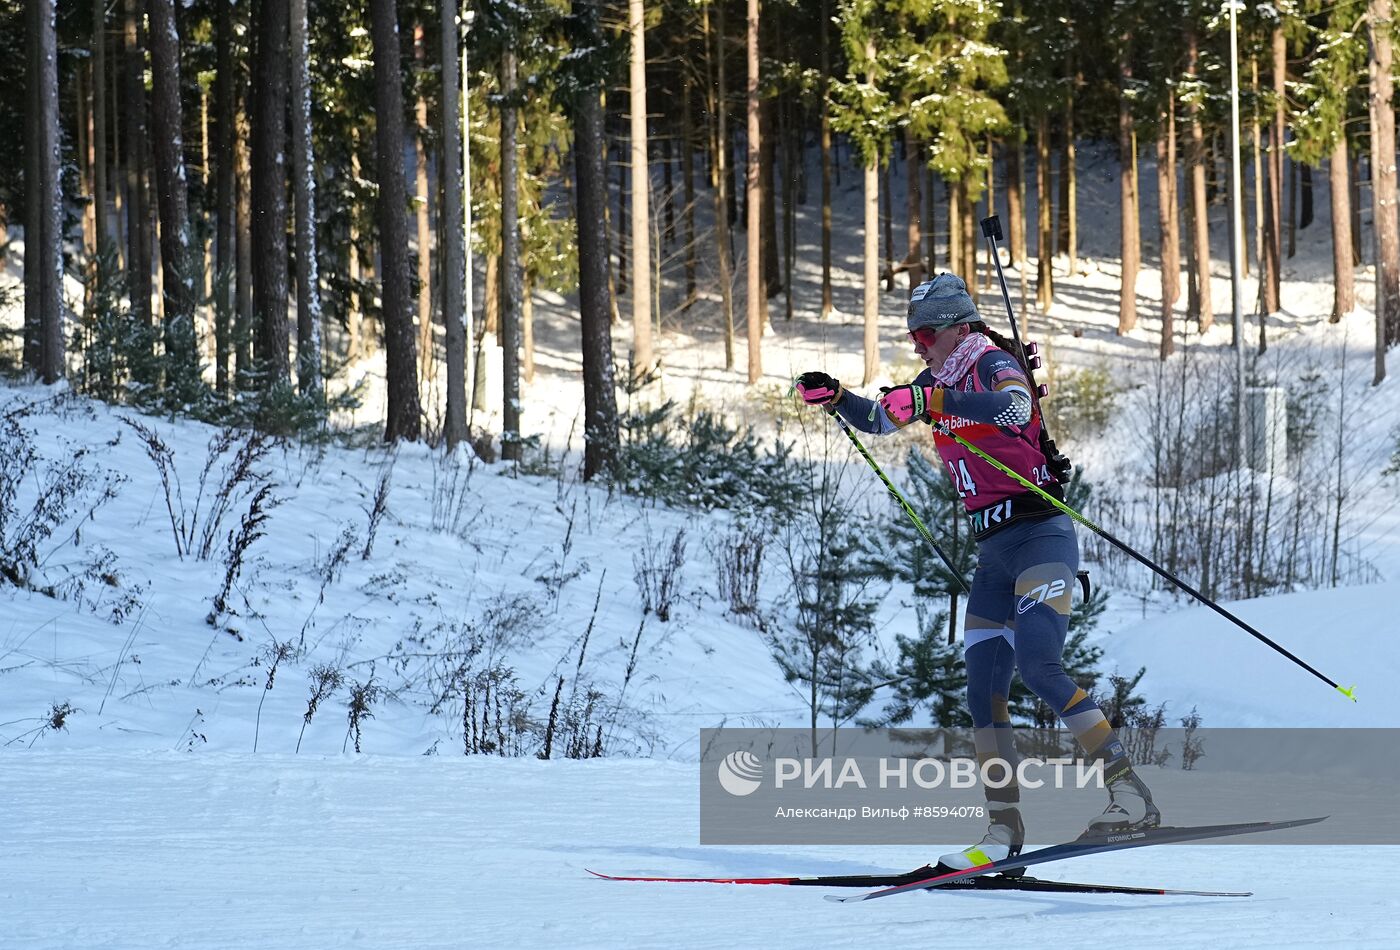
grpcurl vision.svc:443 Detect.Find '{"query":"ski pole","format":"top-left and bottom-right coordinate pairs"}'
top-left (823, 406), bottom-right (970, 595)
top-left (929, 418), bottom-right (1357, 701)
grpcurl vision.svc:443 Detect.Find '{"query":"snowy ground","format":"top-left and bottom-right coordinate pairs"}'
top-left (2, 137), bottom-right (1399, 946)
top-left (5, 753), bottom-right (1398, 950)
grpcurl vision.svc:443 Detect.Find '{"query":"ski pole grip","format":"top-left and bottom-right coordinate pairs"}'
top-left (980, 215), bottom-right (1003, 241)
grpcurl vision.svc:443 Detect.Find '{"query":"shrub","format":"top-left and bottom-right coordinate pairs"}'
top-left (1051, 366), bottom-right (1118, 447)
top-left (0, 418), bottom-right (122, 594)
top-left (617, 399), bottom-right (808, 518)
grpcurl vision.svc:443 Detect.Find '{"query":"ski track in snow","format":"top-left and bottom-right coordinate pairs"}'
top-left (2, 754), bottom-right (1396, 949)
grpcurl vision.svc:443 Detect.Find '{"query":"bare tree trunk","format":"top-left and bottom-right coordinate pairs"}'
top-left (1300, 163), bottom-right (1314, 232)
top-left (1187, 23), bottom-right (1213, 331)
top-left (28, 0), bottom-right (64, 382)
top-left (499, 48), bottom-right (522, 455)
top-left (1288, 157), bottom-right (1297, 258)
top-left (235, 106), bottom-right (253, 384)
top-left (630, 0), bottom-right (654, 380)
top-left (1350, 151), bottom-right (1363, 266)
top-left (1056, 128), bottom-right (1068, 259)
top-left (92, 0), bottom-right (108, 259)
top-left (1277, 27), bottom-right (1291, 262)
top-left (414, 22), bottom-right (434, 391)
top-left (947, 178), bottom-right (960, 275)
top-left (745, 0), bottom-right (763, 384)
top-left (615, 131), bottom-right (627, 298)
top-left (347, 137), bottom-right (362, 362)
top-left (79, 66), bottom-right (95, 287)
top-left (24, 0), bottom-right (39, 371)
top-left (862, 38), bottom-right (879, 385)
top-left (124, 0), bottom-right (152, 329)
top-left (1329, 140), bottom-right (1355, 323)
top-left (1158, 102), bottom-right (1179, 360)
top-left (149, 0), bottom-right (198, 389)
top-left (1369, 0), bottom-right (1400, 379)
top-left (781, 95), bottom-right (795, 320)
top-left (111, 23), bottom-right (126, 272)
top-left (1261, 26), bottom-right (1284, 316)
top-left (1065, 71), bottom-right (1079, 276)
top-left (761, 99), bottom-right (781, 299)
top-left (984, 141), bottom-right (995, 294)
top-left (522, 274), bottom-right (535, 383)
top-left (441, 0), bottom-right (466, 450)
top-left (882, 160), bottom-right (895, 291)
top-left (1251, 56), bottom-right (1263, 279)
top-left (662, 133), bottom-right (675, 248)
top-left (962, 191), bottom-right (976, 300)
top-left (906, 131), bottom-right (925, 291)
top-left (1117, 33), bottom-right (1139, 335)
top-left (251, 0), bottom-right (290, 384)
top-left (1007, 131), bottom-right (1024, 268)
top-left (291, 0), bottom-right (322, 398)
top-left (819, 0), bottom-right (833, 318)
top-left (925, 165), bottom-right (936, 276)
top-left (201, 89), bottom-right (213, 344)
top-left (214, 0), bottom-right (235, 393)
top-left (1165, 92), bottom-right (1180, 310)
top-left (574, 0), bottom-right (620, 478)
top-left (682, 72), bottom-right (696, 307)
top-left (1035, 115), bottom-right (1053, 311)
top-left (704, 0), bottom-right (734, 368)
top-left (369, 0), bottom-right (422, 441)
top-left (863, 151), bottom-right (879, 385)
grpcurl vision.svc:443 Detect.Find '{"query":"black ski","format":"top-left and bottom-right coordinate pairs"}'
top-left (826, 816), bottom-right (1325, 903)
top-left (587, 867), bottom-right (1248, 897)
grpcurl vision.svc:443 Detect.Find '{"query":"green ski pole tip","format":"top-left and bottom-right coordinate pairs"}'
top-left (1336, 685), bottom-right (1358, 702)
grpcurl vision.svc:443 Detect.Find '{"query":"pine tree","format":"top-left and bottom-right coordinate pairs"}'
top-left (896, 0), bottom-right (1010, 280)
top-left (775, 493), bottom-right (884, 755)
top-left (565, 0), bottom-right (621, 479)
top-left (441, 0), bottom-right (468, 450)
top-left (831, 0), bottom-right (897, 386)
top-left (149, 0), bottom-right (200, 400)
top-left (1115, 3), bottom-right (1140, 335)
top-left (26, 0), bottom-right (63, 384)
top-left (629, 0), bottom-right (654, 382)
top-left (369, 0), bottom-right (422, 441)
top-left (1183, 6), bottom-right (1214, 331)
top-left (289, 0), bottom-right (322, 400)
top-left (1367, 0), bottom-right (1399, 379)
top-left (251, 0), bottom-right (291, 385)
top-left (1291, 0), bottom-right (1364, 324)
top-left (744, 0), bottom-right (764, 384)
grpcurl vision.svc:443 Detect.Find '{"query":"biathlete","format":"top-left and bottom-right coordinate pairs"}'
top-left (795, 272), bottom-right (1159, 873)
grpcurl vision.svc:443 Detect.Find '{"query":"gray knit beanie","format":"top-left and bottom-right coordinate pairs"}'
top-left (907, 273), bottom-right (980, 331)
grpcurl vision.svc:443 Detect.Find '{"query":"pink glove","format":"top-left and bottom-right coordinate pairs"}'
top-left (795, 372), bottom-right (843, 406)
top-left (879, 384), bottom-right (944, 427)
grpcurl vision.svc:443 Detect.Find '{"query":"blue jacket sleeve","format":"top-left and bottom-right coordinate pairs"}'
top-left (831, 368), bottom-right (937, 434)
top-left (935, 352), bottom-right (1033, 429)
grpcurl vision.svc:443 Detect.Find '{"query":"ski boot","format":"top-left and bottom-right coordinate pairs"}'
top-left (1082, 766), bottom-right (1161, 838)
top-left (935, 803), bottom-right (1025, 876)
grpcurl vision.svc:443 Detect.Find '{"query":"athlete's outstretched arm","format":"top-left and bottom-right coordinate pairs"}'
top-left (881, 353), bottom-right (1032, 430)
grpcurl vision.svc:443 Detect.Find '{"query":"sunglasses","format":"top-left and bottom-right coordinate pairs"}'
top-left (907, 326), bottom-right (942, 348)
